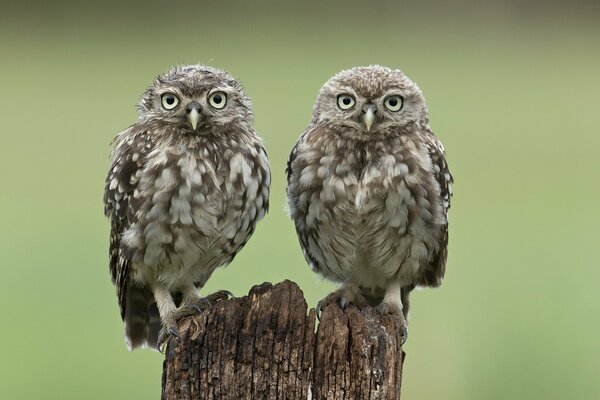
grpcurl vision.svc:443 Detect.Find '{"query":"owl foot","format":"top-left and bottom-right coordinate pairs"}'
top-left (157, 324), bottom-right (181, 353)
top-left (172, 299), bottom-right (211, 321)
top-left (377, 301), bottom-right (408, 345)
top-left (173, 290), bottom-right (234, 321)
top-left (316, 286), bottom-right (367, 320)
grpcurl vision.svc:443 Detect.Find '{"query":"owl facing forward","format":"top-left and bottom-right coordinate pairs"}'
top-left (104, 65), bottom-right (270, 350)
top-left (286, 65), bottom-right (453, 342)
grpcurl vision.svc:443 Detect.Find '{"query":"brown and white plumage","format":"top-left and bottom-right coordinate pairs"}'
top-left (104, 65), bottom-right (270, 350)
top-left (286, 66), bottom-right (453, 342)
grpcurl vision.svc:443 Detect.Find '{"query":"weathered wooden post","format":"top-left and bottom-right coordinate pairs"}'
top-left (162, 280), bottom-right (404, 399)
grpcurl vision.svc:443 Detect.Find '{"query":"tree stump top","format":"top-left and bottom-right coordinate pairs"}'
top-left (162, 280), bottom-right (404, 399)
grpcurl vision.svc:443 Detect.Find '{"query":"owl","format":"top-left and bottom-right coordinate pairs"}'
top-left (286, 65), bottom-right (452, 343)
top-left (104, 65), bottom-right (270, 350)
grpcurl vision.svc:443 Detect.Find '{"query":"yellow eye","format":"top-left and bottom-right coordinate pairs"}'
top-left (161, 93), bottom-right (180, 110)
top-left (208, 91), bottom-right (227, 109)
top-left (384, 95), bottom-right (403, 112)
top-left (337, 94), bottom-right (355, 110)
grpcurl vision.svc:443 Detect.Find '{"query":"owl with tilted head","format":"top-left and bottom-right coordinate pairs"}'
top-left (104, 65), bottom-right (270, 350)
top-left (286, 65), bottom-right (453, 343)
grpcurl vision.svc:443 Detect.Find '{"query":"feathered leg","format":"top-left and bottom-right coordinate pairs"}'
top-left (153, 285), bottom-right (180, 351)
top-left (378, 279), bottom-right (408, 344)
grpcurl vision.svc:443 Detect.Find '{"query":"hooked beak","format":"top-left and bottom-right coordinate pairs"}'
top-left (188, 109), bottom-right (200, 130)
top-left (186, 101), bottom-right (202, 130)
top-left (362, 105), bottom-right (377, 132)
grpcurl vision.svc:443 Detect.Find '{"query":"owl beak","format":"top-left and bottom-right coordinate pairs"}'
top-left (186, 101), bottom-right (202, 130)
top-left (188, 109), bottom-right (201, 130)
top-left (362, 105), bottom-right (377, 132)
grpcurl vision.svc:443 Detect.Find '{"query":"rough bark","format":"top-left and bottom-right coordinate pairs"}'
top-left (162, 280), bottom-right (404, 400)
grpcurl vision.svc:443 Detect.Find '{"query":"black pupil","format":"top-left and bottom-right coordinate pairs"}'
top-left (213, 94), bottom-right (222, 103)
top-left (166, 96), bottom-right (175, 105)
top-left (343, 97), bottom-right (351, 105)
top-left (388, 98), bottom-right (398, 106)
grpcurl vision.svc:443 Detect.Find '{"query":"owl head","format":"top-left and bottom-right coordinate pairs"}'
top-left (312, 65), bottom-right (428, 138)
top-left (138, 65), bottom-right (253, 134)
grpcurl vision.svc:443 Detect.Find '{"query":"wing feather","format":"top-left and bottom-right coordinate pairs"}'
top-left (103, 128), bottom-right (153, 320)
top-left (286, 128), bottom-right (327, 273)
top-left (421, 132), bottom-right (453, 287)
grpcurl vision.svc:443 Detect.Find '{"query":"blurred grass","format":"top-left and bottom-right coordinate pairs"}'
top-left (0, 1), bottom-right (599, 399)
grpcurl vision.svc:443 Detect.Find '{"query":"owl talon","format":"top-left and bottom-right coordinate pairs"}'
top-left (174, 291), bottom-right (232, 322)
top-left (188, 304), bottom-right (203, 313)
top-left (316, 286), bottom-right (366, 320)
top-left (399, 323), bottom-right (408, 346)
top-left (340, 297), bottom-right (351, 310)
top-left (173, 304), bottom-right (204, 321)
top-left (377, 302), bottom-right (408, 345)
top-left (316, 300), bottom-right (325, 321)
top-left (195, 297), bottom-right (212, 310)
top-left (316, 293), bottom-right (338, 320)
top-left (157, 325), bottom-right (181, 353)
top-left (206, 290), bottom-right (234, 303)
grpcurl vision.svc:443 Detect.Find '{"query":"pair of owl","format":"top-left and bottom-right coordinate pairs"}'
top-left (104, 64), bottom-right (453, 351)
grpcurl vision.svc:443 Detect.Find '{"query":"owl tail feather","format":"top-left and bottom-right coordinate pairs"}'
top-left (124, 281), bottom-right (161, 351)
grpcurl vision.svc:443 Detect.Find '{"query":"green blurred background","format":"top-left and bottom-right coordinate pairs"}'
top-left (1, 0), bottom-right (598, 398)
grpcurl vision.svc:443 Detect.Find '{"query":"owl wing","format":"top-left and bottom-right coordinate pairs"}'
top-left (285, 128), bottom-right (326, 273)
top-left (285, 133), bottom-right (306, 250)
top-left (194, 141), bottom-right (272, 284)
top-left (103, 127), bottom-right (154, 320)
top-left (285, 136), bottom-right (300, 184)
top-left (421, 132), bottom-right (454, 287)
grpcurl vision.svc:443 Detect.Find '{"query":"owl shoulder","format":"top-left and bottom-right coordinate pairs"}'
top-left (286, 124), bottom-right (331, 183)
top-left (103, 126), bottom-right (156, 221)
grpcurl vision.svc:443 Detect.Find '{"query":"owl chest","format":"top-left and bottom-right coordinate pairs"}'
top-left (137, 150), bottom-right (248, 250)
top-left (314, 152), bottom-right (434, 242)
top-left (160, 158), bottom-right (222, 216)
top-left (320, 156), bottom-right (405, 213)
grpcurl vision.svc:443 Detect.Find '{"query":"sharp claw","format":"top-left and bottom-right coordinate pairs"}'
top-left (158, 337), bottom-right (168, 354)
top-left (157, 325), bottom-right (181, 353)
top-left (316, 302), bottom-right (324, 321)
top-left (340, 297), bottom-right (350, 310)
top-left (399, 324), bottom-right (408, 346)
top-left (173, 303), bottom-right (205, 321)
top-left (206, 290), bottom-right (234, 303)
top-left (169, 326), bottom-right (181, 339)
top-left (197, 298), bottom-right (212, 309)
top-left (188, 304), bottom-right (202, 313)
